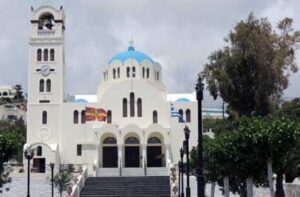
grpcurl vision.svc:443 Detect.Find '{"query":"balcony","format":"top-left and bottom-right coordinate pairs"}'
top-left (37, 30), bottom-right (55, 37)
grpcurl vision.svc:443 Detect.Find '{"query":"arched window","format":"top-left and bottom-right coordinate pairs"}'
top-left (73, 110), bottom-right (79, 124)
top-left (107, 110), bottom-right (112, 124)
top-left (132, 67), bottom-right (136, 78)
top-left (148, 137), bottom-right (161, 144)
top-left (39, 79), bottom-right (44, 92)
top-left (46, 79), bottom-right (51, 92)
top-left (37, 146), bottom-right (42, 156)
top-left (142, 67), bottom-right (145, 78)
top-left (186, 109), bottom-right (191, 123)
top-left (157, 72), bottom-right (160, 81)
top-left (42, 111), bottom-right (47, 124)
top-left (113, 68), bottom-right (116, 79)
top-left (153, 110), bottom-right (158, 123)
top-left (103, 137), bottom-right (117, 144)
top-left (3, 92), bottom-right (7, 96)
top-left (125, 137), bottom-right (139, 144)
top-left (81, 110), bottom-right (85, 124)
top-left (127, 67), bottom-right (130, 78)
top-left (179, 109), bottom-right (184, 123)
top-left (130, 92), bottom-right (135, 117)
top-left (123, 98), bottom-right (128, 117)
top-left (37, 49), bottom-right (42, 61)
top-left (137, 98), bottom-right (142, 117)
top-left (50, 49), bottom-right (55, 61)
top-left (43, 49), bottom-right (48, 61)
top-left (146, 68), bottom-right (150, 78)
top-left (117, 67), bottom-right (120, 78)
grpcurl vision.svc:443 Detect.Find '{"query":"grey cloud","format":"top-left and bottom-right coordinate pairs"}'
top-left (0, 0), bottom-right (299, 107)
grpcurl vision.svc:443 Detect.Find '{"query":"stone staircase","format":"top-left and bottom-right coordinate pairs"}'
top-left (80, 176), bottom-right (170, 197)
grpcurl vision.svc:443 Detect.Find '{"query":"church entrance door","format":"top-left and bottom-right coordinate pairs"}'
top-left (147, 146), bottom-right (162, 167)
top-left (103, 147), bottom-right (118, 167)
top-left (125, 146), bottom-right (140, 167)
top-left (33, 158), bottom-right (46, 173)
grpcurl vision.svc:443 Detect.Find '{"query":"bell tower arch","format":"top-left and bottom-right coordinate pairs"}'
top-left (28, 6), bottom-right (65, 104)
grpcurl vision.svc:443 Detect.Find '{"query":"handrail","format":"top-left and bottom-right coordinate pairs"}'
top-left (71, 165), bottom-right (88, 197)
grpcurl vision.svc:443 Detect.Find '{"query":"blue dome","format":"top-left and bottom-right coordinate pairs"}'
top-left (176, 97), bottom-right (190, 102)
top-left (109, 46), bottom-right (154, 64)
top-left (75, 99), bottom-right (88, 103)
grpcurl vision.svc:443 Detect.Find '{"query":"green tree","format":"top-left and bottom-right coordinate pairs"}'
top-left (191, 116), bottom-right (300, 197)
top-left (201, 14), bottom-right (300, 117)
top-left (53, 168), bottom-right (73, 197)
top-left (13, 84), bottom-right (24, 103)
top-left (0, 120), bottom-right (24, 188)
top-left (0, 119), bottom-right (26, 188)
top-left (273, 98), bottom-right (300, 184)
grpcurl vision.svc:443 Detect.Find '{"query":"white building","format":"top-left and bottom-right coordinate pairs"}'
top-left (26, 5), bottom-right (200, 175)
top-left (0, 85), bottom-right (16, 99)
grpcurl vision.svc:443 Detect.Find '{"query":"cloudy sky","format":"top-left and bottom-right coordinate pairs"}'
top-left (0, 0), bottom-right (299, 107)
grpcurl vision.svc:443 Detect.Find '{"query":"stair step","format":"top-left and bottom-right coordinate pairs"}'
top-left (80, 176), bottom-right (170, 197)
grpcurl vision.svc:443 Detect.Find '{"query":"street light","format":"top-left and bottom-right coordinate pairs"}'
top-left (184, 125), bottom-right (191, 197)
top-left (196, 80), bottom-right (205, 197)
top-left (50, 162), bottom-right (55, 197)
top-left (180, 147), bottom-right (184, 197)
top-left (178, 161), bottom-right (181, 196)
top-left (24, 146), bottom-right (34, 197)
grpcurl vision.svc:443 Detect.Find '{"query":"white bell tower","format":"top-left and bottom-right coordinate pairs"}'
top-left (28, 5), bottom-right (65, 104)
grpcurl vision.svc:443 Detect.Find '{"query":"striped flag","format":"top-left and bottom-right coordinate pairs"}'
top-left (96, 108), bottom-right (107, 121)
top-left (85, 107), bottom-right (107, 122)
top-left (171, 104), bottom-right (185, 122)
top-left (85, 107), bottom-right (96, 121)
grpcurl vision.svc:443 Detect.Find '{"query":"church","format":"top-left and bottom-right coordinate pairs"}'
top-left (26, 5), bottom-right (199, 176)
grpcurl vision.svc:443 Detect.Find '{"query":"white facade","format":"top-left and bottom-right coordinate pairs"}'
top-left (26, 5), bottom-right (199, 175)
top-left (0, 85), bottom-right (16, 99)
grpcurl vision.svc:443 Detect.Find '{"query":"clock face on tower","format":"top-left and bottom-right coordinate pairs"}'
top-left (41, 65), bottom-right (51, 76)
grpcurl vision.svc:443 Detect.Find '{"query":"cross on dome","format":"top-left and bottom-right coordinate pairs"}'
top-left (128, 38), bottom-right (135, 51)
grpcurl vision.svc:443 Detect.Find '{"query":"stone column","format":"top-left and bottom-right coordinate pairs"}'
top-left (142, 144), bottom-right (146, 168)
top-left (96, 144), bottom-right (100, 168)
top-left (165, 144), bottom-right (170, 167)
top-left (118, 144), bottom-right (122, 168)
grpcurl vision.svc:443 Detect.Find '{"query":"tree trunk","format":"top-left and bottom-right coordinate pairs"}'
top-left (268, 159), bottom-right (275, 197)
top-left (240, 181), bottom-right (247, 197)
top-left (223, 176), bottom-right (230, 197)
top-left (211, 182), bottom-right (215, 197)
top-left (246, 176), bottom-right (253, 197)
top-left (275, 173), bottom-right (285, 197)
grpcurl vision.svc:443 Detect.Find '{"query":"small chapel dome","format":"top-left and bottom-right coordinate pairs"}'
top-left (109, 46), bottom-right (154, 64)
top-left (176, 97), bottom-right (190, 102)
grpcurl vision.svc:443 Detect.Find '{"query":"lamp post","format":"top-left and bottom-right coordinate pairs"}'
top-left (24, 146), bottom-right (34, 197)
top-left (178, 161), bottom-right (181, 196)
top-left (196, 80), bottom-right (205, 197)
top-left (180, 147), bottom-right (184, 197)
top-left (50, 162), bottom-right (55, 197)
top-left (184, 126), bottom-right (191, 197)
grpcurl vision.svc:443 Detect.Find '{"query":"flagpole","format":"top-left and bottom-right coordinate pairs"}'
top-left (169, 102), bottom-right (174, 166)
top-left (84, 104), bottom-right (87, 165)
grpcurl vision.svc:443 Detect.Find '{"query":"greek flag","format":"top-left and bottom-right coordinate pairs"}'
top-left (171, 104), bottom-right (185, 122)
